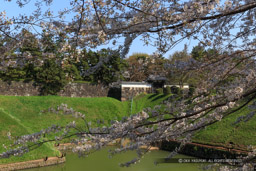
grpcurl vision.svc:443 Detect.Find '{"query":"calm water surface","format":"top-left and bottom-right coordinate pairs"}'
top-left (25, 148), bottom-right (203, 171)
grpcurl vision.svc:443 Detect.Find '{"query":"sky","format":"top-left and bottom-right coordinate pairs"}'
top-left (0, 0), bottom-right (198, 58)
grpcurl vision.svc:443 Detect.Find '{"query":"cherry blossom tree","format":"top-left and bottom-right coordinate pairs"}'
top-left (1, 0), bottom-right (256, 170)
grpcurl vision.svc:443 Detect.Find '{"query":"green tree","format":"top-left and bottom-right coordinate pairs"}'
top-left (41, 30), bottom-right (58, 54)
top-left (167, 47), bottom-right (194, 86)
top-left (169, 44), bottom-right (190, 64)
top-left (62, 60), bottom-right (82, 82)
top-left (0, 35), bottom-right (24, 82)
top-left (75, 49), bottom-right (94, 82)
top-left (35, 59), bottom-right (67, 95)
top-left (191, 45), bottom-right (205, 61)
top-left (125, 53), bottom-right (149, 81)
top-left (0, 67), bottom-right (25, 81)
top-left (145, 54), bottom-right (167, 78)
top-left (205, 48), bottom-right (219, 60)
top-left (78, 49), bottom-right (126, 85)
top-left (23, 63), bottom-right (38, 82)
top-left (19, 29), bottom-right (42, 58)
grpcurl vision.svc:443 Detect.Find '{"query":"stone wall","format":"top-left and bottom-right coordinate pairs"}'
top-left (121, 87), bottom-right (152, 101)
top-left (0, 157), bottom-right (65, 171)
top-left (0, 81), bottom-right (40, 96)
top-left (0, 81), bottom-right (112, 98)
top-left (0, 81), bottom-right (153, 101)
top-left (160, 140), bottom-right (247, 159)
top-left (59, 83), bottom-right (109, 97)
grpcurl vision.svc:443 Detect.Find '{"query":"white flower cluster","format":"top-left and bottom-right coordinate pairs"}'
top-left (0, 146), bottom-right (29, 158)
top-left (42, 103), bottom-right (85, 119)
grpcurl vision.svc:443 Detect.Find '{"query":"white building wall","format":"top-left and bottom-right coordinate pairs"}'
top-left (121, 84), bottom-right (152, 88)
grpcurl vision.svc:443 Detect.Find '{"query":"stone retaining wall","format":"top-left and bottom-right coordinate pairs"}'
top-left (0, 81), bottom-right (154, 101)
top-left (0, 81), bottom-right (40, 96)
top-left (0, 81), bottom-right (111, 98)
top-left (160, 140), bottom-right (247, 159)
top-left (59, 83), bottom-right (109, 97)
top-left (0, 157), bottom-right (65, 171)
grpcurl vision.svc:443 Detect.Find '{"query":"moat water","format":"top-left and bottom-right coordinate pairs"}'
top-left (25, 147), bottom-right (203, 171)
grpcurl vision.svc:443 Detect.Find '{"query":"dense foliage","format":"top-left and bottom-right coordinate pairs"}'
top-left (0, 30), bottom-right (127, 93)
top-left (125, 53), bottom-right (168, 82)
top-left (77, 49), bottom-right (127, 85)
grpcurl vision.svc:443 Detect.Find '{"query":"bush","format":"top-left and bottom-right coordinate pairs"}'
top-left (170, 86), bottom-right (180, 95)
top-left (164, 86), bottom-right (171, 95)
top-left (156, 88), bottom-right (163, 94)
top-left (188, 85), bottom-right (195, 97)
top-left (180, 89), bottom-right (184, 95)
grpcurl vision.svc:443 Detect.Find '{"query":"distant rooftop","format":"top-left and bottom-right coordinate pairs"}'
top-left (120, 81), bottom-right (149, 85)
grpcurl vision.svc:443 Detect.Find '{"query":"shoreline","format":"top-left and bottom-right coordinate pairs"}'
top-left (0, 157), bottom-right (65, 171)
top-left (160, 140), bottom-right (249, 160)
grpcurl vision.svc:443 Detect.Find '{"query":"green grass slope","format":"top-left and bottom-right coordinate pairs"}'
top-left (1, 93), bottom-right (255, 164)
top-left (0, 94), bottom-right (170, 164)
top-left (0, 109), bottom-right (59, 164)
top-left (192, 100), bottom-right (256, 149)
top-left (1, 93), bottom-right (255, 163)
top-left (127, 93), bottom-right (172, 115)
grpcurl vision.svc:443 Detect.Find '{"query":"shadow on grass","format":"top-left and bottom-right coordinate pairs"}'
top-left (151, 94), bottom-right (168, 102)
top-left (148, 94), bottom-right (158, 99)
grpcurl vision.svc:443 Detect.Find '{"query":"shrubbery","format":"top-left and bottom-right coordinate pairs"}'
top-left (164, 86), bottom-right (171, 95)
top-left (188, 85), bottom-right (195, 97)
top-left (156, 88), bottom-right (163, 94)
top-left (170, 86), bottom-right (180, 95)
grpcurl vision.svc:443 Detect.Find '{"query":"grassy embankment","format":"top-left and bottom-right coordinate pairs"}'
top-left (132, 94), bottom-right (256, 150)
top-left (1, 93), bottom-right (255, 164)
top-left (193, 99), bottom-right (256, 149)
top-left (0, 94), bottom-right (171, 164)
